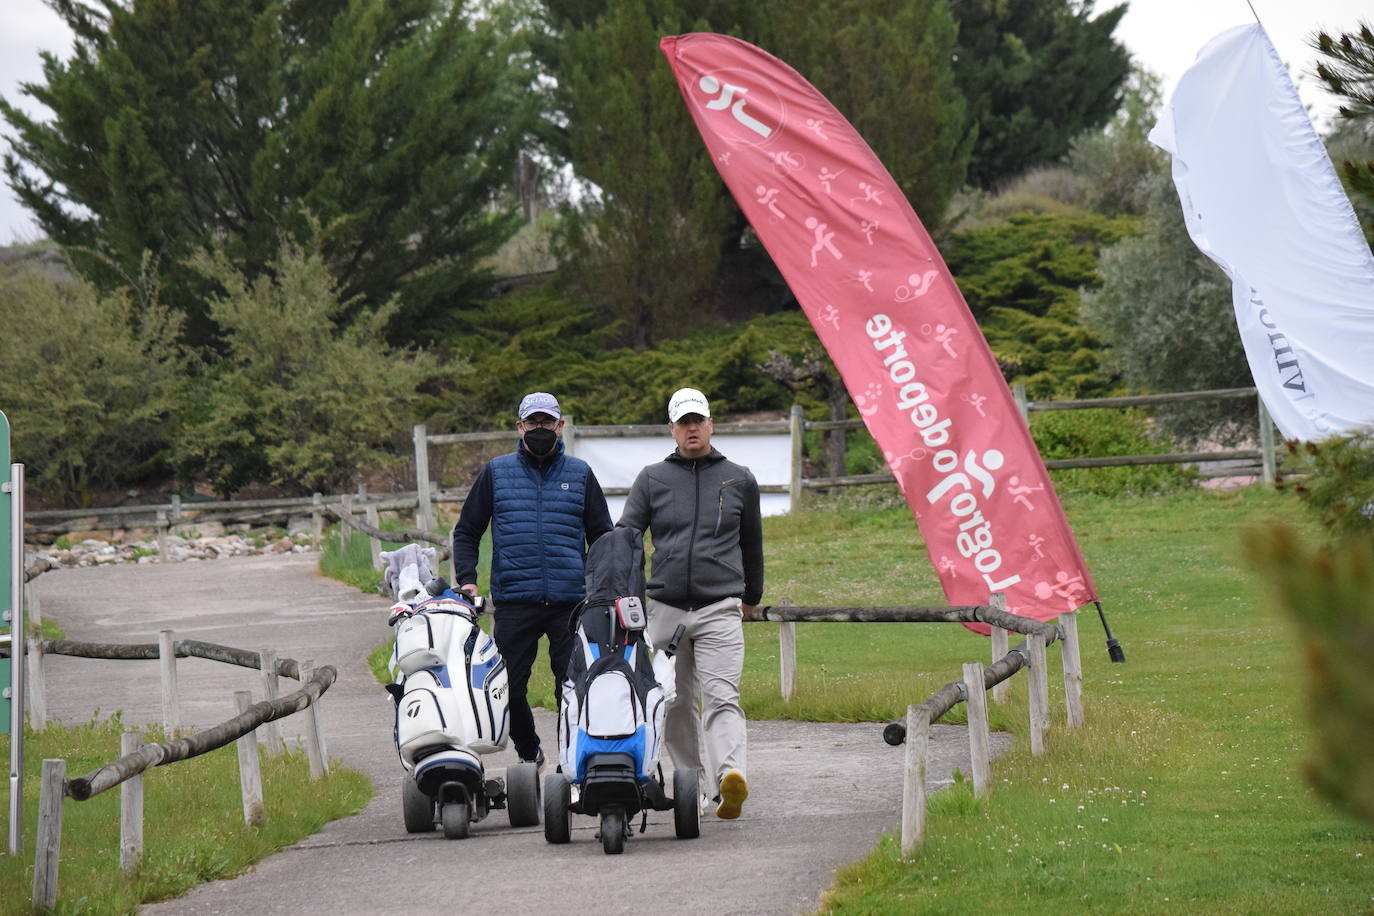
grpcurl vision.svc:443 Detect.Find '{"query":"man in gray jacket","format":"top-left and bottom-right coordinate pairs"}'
top-left (618, 387), bottom-right (763, 819)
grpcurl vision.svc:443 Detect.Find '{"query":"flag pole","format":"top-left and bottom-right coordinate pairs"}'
top-left (1093, 600), bottom-right (1125, 663)
top-left (1244, 0), bottom-right (1262, 25)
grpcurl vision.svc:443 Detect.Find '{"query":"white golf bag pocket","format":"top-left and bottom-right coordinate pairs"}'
top-left (395, 670), bottom-right (461, 768)
top-left (394, 612), bottom-right (456, 675)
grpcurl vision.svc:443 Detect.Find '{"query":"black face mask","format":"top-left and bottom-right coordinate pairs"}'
top-left (523, 427), bottom-right (558, 457)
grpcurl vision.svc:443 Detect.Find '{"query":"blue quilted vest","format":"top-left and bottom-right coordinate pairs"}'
top-left (489, 441), bottom-right (589, 605)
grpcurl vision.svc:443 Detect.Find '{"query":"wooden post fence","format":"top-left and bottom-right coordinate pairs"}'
top-left (788, 404), bottom-right (804, 510)
top-left (338, 494), bottom-right (353, 554)
top-left (155, 509), bottom-right (170, 561)
top-left (32, 758), bottom-right (65, 910)
top-left (234, 691), bottom-right (266, 826)
top-left (413, 423), bottom-right (435, 532)
top-left (962, 661), bottom-right (991, 798)
top-left (900, 705), bottom-right (928, 857)
top-left (778, 598), bottom-right (797, 701)
top-left (119, 730), bottom-right (143, 872)
top-left (1258, 395), bottom-right (1277, 485)
top-left (259, 648), bottom-right (287, 755)
top-left (990, 592), bottom-right (1010, 704)
top-left (365, 504), bottom-right (383, 571)
top-left (159, 629), bottom-right (179, 733)
top-left (27, 634), bottom-right (47, 728)
top-left (311, 493), bottom-right (324, 549)
top-left (1060, 611), bottom-right (1084, 728)
top-left (1027, 634), bottom-right (1050, 755)
top-left (300, 659), bottom-right (328, 778)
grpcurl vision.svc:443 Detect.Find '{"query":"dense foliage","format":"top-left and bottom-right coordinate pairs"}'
top-left (174, 230), bottom-right (451, 497)
top-left (1247, 523), bottom-right (1374, 827)
top-left (1276, 430), bottom-right (1374, 536)
top-left (1313, 21), bottom-right (1374, 236)
top-left (0, 0), bottom-right (532, 345)
top-left (943, 210), bottom-right (1134, 398)
top-left (1079, 171), bottom-right (1251, 443)
top-left (0, 257), bottom-right (186, 505)
top-left (951, 0), bottom-right (1131, 189)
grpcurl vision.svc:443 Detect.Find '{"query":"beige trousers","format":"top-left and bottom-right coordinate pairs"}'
top-left (646, 596), bottom-right (747, 795)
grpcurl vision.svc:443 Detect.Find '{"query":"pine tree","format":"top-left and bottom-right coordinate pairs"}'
top-left (952, 0), bottom-right (1131, 189)
top-left (1313, 22), bottom-right (1374, 234)
top-left (0, 0), bottom-right (533, 345)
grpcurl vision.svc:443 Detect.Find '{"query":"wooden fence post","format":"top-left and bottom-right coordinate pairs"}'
top-left (300, 660), bottom-right (328, 778)
top-left (413, 424), bottom-right (435, 532)
top-left (365, 504), bottom-right (383, 571)
top-left (989, 592), bottom-right (1009, 704)
top-left (258, 648), bottom-right (286, 755)
top-left (28, 589), bottom-right (41, 628)
top-left (788, 404), bottom-right (804, 512)
top-left (962, 661), bottom-right (991, 798)
top-left (900, 704), bottom-right (928, 857)
top-left (119, 730), bottom-right (143, 872)
top-left (339, 494), bottom-right (353, 555)
top-left (311, 493), bottom-right (324, 549)
top-left (1258, 395), bottom-right (1277, 485)
top-left (158, 629), bottom-right (179, 734)
top-left (32, 758), bottom-right (65, 910)
top-left (170, 493), bottom-right (182, 526)
top-left (26, 635), bottom-right (46, 729)
top-left (778, 611), bottom-right (797, 702)
top-left (563, 414), bottom-right (577, 457)
top-left (234, 691), bottom-right (266, 827)
top-left (1028, 634), bottom-right (1050, 755)
top-left (1060, 611), bottom-right (1084, 728)
top-left (155, 509), bottom-right (170, 561)
top-left (1013, 383), bottom-right (1030, 426)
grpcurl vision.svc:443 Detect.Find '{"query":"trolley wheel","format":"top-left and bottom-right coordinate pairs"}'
top-left (441, 800), bottom-right (471, 839)
top-left (543, 771), bottom-right (571, 844)
top-left (402, 777), bottom-right (435, 833)
top-left (506, 761), bottom-right (542, 828)
top-left (672, 768), bottom-right (700, 839)
top-left (600, 807), bottom-right (626, 855)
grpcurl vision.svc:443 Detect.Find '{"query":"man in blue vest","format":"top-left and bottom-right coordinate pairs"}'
top-left (453, 391), bottom-right (613, 767)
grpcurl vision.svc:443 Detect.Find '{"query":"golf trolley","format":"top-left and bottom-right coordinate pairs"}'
top-left (381, 544), bottom-right (541, 839)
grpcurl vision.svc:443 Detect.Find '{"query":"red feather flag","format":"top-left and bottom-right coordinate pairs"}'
top-left (661, 33), bottom-right (1096, 627)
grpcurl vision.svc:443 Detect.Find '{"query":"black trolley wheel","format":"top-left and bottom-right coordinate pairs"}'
top-left (600, 807), bottom-right (626, 855)
top-left (401, 776), bottom-right (435, 833)
top-left (441, 800), bottom-right (471, 839)
top-left (543, 771), bottom-right (571, 844)
top-left (506, 761), bottom-right (542, 828)
top-left (672, 768), bottom-right (700, 839)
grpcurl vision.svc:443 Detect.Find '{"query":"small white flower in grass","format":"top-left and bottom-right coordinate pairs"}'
top-left (1062, 783), bottom-right (1070, 790)
top-left (1101, 817), bottom-right (1109, 823)
top-left (1078, 805), bottom-right (1085, 811)
top-left (1077, 824), bottom-right (1085, 830)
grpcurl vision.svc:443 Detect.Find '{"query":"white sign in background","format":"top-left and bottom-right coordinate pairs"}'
top-left (571, 433), bottom-right (793, 520)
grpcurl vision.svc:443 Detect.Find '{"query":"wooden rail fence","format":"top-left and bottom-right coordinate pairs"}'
top-left (745, 593), bottom-right (1081, 857)
top-left (23, 634), bottom-right (335, 909)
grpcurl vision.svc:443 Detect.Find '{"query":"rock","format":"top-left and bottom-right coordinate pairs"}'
top-left (268, 537), bottom-right (294, 553)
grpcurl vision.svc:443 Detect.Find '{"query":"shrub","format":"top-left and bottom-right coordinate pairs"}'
top-left (1030, 407), bottom-right (1194, 496)
top-left (0, 259), bottom-right (186, 506)
top-left (175, 231), bottom-right (453, 496)
top-left (1276, 429), bottom-right (1374, 535)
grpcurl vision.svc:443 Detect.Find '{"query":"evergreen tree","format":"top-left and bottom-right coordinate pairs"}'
top-left (1, 0), bottom-right (533, 345)
top-left (554, 0), bottom-right (732, 350)
top-left (549, 0), bottom-right (968, 347)
top-left (952, 0), bottom-right (1131, 188)
top-left (1313, 22), bottom-right (1374, 235)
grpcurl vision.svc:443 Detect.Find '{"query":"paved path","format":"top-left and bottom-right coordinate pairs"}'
top-left (31, 554), bottom-right (1005, 916)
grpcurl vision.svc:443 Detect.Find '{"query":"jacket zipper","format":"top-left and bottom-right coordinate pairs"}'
top-left (688, 460), bottom-right (699, 610)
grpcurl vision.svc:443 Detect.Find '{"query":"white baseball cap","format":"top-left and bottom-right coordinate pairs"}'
top-left (518, 391), bottom-right (561, 420)
top-left (667, 387), bottom-right (711, 423)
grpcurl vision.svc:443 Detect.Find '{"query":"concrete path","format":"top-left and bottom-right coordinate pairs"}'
top-left (30, 554), bottom-right (1006, 916)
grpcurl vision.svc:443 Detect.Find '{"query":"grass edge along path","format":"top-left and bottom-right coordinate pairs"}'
top-left (0, 717), bottom-right (370, 915)
top-left (322, 489), bottom-right (1374, 912)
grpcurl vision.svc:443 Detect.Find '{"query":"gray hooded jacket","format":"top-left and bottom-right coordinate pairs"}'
top-left (618, 448), bottom-right (764, 610)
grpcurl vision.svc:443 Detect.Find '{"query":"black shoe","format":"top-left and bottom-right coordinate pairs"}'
top-left (519, 747), bottom-right (546, 770)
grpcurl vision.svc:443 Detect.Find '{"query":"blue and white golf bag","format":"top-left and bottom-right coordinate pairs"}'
top-left (558, 528), bottom-right (673, 786)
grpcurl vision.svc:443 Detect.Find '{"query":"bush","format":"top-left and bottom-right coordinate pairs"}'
top-left (1030, 407), bottom-right (1194, 496)
top-left (175, 232), bottom-right (454, 496)
top-left (0, 259), bottom-right (186, 506)
top-left (1277, 429), bottom-right (1374, 535)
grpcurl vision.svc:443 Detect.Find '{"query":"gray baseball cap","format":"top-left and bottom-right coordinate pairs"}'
top-left (518, 391), bottom-right (561, 420)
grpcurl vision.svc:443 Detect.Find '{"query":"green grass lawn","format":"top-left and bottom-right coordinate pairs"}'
top-left (0, 717), bottom-right (370, 915)
top-left (327, 487), bottom-right (1374, 912)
